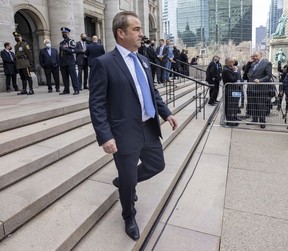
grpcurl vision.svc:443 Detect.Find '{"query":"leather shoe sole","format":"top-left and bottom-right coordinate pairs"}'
top-left (125, 217), bottom-right (140, 241)
top-left (112, 178), bottom-right (138, 202)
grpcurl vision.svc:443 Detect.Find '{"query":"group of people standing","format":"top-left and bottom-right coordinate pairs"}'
top-left (1, 28), bottom-right (105, 95)
top-left (138, 38), bottom-right (191, 85)
top-left (206, 52), bottom-right (273, 128)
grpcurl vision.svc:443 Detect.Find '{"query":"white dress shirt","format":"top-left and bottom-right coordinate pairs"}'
top-left (116, 44), bottom-right (152, 121)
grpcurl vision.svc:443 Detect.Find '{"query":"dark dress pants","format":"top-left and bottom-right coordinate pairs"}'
top-left (60, 65), bottom-right (79, 93)
top-left (77, 60), bottom-right (88, 89)
top-left (18, 68), bottom-right (33, 90)
top-left (209, 81), bottom-right (220, 102)
top-left (113, 119), bottom-right (165, 220)
top-left (44, 67), bottom-right (60, 91)
top-left (5, 74), bottom-right (18, 91)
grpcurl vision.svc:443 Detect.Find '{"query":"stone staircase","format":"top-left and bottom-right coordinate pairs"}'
top-left (0, 81), bottom-right (216, 250)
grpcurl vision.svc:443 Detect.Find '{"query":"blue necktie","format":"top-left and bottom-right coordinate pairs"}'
top-left (129, 52), bottom-right (155, 118)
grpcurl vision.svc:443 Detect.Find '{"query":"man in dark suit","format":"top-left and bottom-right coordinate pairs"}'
top-left (145, 40), bottom-right (157, 82)
top-left (206, 55), bottom-right (222, 105)
top-left (86, 35), bottom-right (105, 67)
top-left (89, 11), bottom-right (178, 241)
top-left (75, 33), bottom-right (89, 90)
top-left (247, 51), bottom-right (272, 128)
top-left (179, 49), bottom-right (188, 76)
top-left (59, 27), bottom-right (79, 95)
top-left (0, 42), bottom-right (18, 92)
top-left (155, 38), bottom-right (168, 84)
top-left (39, 39), bottom-right (60, 93)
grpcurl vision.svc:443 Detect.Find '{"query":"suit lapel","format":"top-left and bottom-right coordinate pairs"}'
top-left (112, 48), bottom-right (138, 96)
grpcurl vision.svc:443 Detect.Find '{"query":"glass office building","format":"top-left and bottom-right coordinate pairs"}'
top-left (176, 0), bottom-right (252, 46)
top-left (209, 0), bottom-right (252, 44)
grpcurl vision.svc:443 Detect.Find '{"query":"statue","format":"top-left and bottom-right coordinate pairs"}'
top-left (275, 48), bottom-right (286, 63)
top-left (273, 14), bottom-right (288, 37)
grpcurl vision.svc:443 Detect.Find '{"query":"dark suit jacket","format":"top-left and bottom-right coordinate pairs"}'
top-left (1, 49), bottom-right (17, 74)
top-left (155, 45), bottom-right (169, 63)
top-left (39, 48), bottom-right (59, 68)
top-left (86, 42), bottom-right (105, 66)
top-left (89, 47), bottom-right (172, 154)
top-left (248, 59), bottom-right (272, 82)
top-left (146, 46), bottom-right (157, 63)
top-left (75, 41), bottom-right (87, 66)
top-left (206, 61), bottom-right (222, 83)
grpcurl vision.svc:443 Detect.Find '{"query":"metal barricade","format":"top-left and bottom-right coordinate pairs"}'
top-left (221, 82), bottom-right (288, 128)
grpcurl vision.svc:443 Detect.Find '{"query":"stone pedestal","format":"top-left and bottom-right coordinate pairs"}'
top-left (269, 37), bottom-right (288, 75)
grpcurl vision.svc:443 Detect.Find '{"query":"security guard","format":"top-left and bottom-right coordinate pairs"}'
top-left (59, 27), bottom-right (79, 95)
top-left (13, 32), bottom-right (34, 95)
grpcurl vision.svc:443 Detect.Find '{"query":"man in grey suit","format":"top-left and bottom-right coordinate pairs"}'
top-left (247, 51), bottom-right (272, 128)
top-left (89, 11), bottom-right (178, 241)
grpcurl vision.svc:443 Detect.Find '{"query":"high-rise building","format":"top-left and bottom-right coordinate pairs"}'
top-left (209, 0), bottom-right (252, 44)
top-left (175, 0), bottom-right (252, 46)
top-left (162, 0), bottom-right (178, 43)
top-left (268, 0), bottom-right (283, 37)
top-left (177, 0), bottom-right (209, 47)
top-left (256, 25), bottom-right (267, 46)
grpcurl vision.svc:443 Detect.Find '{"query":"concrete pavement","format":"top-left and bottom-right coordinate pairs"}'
top-left (146, 105), bottom-right (288, 251)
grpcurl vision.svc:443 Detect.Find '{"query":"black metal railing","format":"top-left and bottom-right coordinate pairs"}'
top-left (149, 61), bottom-right (211, 120)
top-left (176, 59), bottom-right (206, 82)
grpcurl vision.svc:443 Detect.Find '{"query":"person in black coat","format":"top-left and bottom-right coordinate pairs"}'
top-left (75, 33), bottom-right (89, 90)
top-left (86, 35), bottom-right (105, 67)
top-left (206, 55), bottom-right (222, 105)
top-left (39, 39), bottom-right (60, 92)
top-left (1, 42), bottom-right (18, 92)
top-left (145, 40), bottom-right (157, 82)
top-left (171, 45), bottom-right (180, 79)
top-left (179, 49), bottom-right (188, 76)
top-left (222, 57), bottom-right (241, 126)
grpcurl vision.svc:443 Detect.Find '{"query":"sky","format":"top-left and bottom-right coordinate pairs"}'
top-left (252, 0), bottom-right (271, 46)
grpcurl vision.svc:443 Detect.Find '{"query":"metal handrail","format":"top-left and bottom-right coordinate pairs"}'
top-left (149, 61), bottom-right (211, 120)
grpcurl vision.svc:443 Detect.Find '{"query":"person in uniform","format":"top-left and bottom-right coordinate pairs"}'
top-left (13, 32), bottom-right (34, 95)
top-left (59, 27), bottom-right (79, 95)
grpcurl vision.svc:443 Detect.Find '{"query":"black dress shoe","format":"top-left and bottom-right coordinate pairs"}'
top-left (17, 89), bottom-right (27, 95)
top-left (208, 102), bottom-right (216, 106)
top-left (83, 86), bottom-right (89, 89)
top-left (125, 217), bottom-right (140, 241)
top-left (48, 90), bottom-right (52, 93)
top-left (214, 100), bottom-right (220, 103)
top-left (56, 89), bottom-right (60, 92)
top-left (112, 178), bottom-right (138, 201)
top-left (73, 91), bottom-right (79, 95)
top-left (59, 91), bottom-right (70, 95)
top-left (260, 124), bottom-right (266, 129)
top-left (27, 90), bottom-right (34, 95)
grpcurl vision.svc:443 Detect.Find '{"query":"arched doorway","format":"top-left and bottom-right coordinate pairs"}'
top-left (149, 14), bottom-right (157, 40)
top-left (14, 6), bottom-right (49, 84)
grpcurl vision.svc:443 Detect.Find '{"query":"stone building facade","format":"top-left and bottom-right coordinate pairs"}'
top-left (0, 0), bottom-right (162, 92)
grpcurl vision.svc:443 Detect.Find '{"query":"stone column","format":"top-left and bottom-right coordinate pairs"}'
top-left (73, 0), bottom-right (85, 39)
top-left (0, 2), bottom-right (15, 49)
top-left (104, 0), bottom-right (121, 52)
top-left (137, 0), bottom-right (150, 38)
top-left (47, 0), bottom-right (76, 48)
top-left (284, 0), bottom-right (288, 36)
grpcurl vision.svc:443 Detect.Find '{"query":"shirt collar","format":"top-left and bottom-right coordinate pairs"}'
top-left (116, 44), bottom-right (137, 59)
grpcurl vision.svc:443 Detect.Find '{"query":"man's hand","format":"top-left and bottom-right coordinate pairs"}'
top-left (254, 79), bottom-right (260, 83)
top-left (167, 115), bottom-right (178, 130)
top-left (102, 139), bottom-right (118, 154)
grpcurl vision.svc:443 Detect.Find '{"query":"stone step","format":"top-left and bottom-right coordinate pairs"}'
top-left (0, 123), bottom-right (95, 190)
top-left (0, 102), bottom-right (210, 250)
top-left (72, 111), bottom-right (212, 251)
top-left (0, 84), bottom-right (201, 190)
top-left (0, 180), bottom-right (118, 251)
top-left (0, 109), bottom-right (91, 156)
top-left (0, 97), bottom-right (198, 240)
top-left (0, 98), bottom-right (88, 133)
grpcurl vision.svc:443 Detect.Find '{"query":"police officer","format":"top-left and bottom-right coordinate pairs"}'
top-left (59, 27), bottom-right (79, 95)
top-left (13, 32), bottom-right (34, 95)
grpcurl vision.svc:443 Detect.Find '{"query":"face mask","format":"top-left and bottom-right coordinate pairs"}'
top-left (45, 43), bottom-right (51, 48)
top-left (62, 34), bottom-right (68, 39)
top-left (9, 47), bottom-right (12, 50)
top-left (81, 37), bottom-right (86, 42)
top-left (151, 43), bottom-right (155, 46)
top-left (15, 37), bottom-right (20, 42)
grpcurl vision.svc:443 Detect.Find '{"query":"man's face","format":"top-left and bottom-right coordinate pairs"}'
top-left (227, 59), bottom-right (235, 67)
top-left (159, 40), bottom-right (164, 46)
top-left (254, 53), bottom-right (261, 62)
top-left (120, 15), bottom-right (143, 51)
top-left (166, 40), bottom-right (170, 46)
top-left (214, 57), bottom-right (220, 63)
